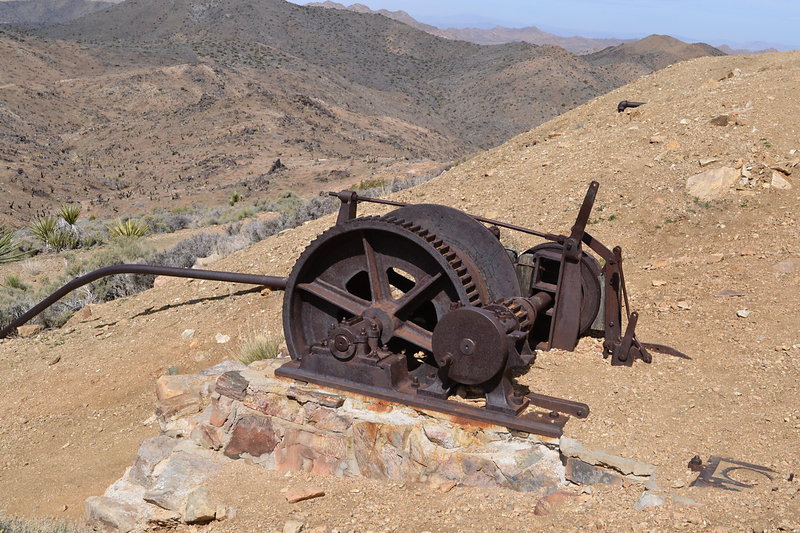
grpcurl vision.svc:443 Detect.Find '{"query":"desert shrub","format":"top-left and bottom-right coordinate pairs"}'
top-left (3, 274), bottom-right (27, 291)
top-left (81, 230), bottom-right (107, 248)
top-left (229, 192), bottom-right (243, 206)
top-left (0, 512), bottom-right (88, 533)
top-left (107, 218), bottom-right (149, 238)
top-left (141, 210), bottom-right (193, 234)
top-left (237, 332), bottom-right (284, 365)
top-left (0, 228), bottom-right (27, 264)
top-left (353, 178), bottom-right (389, 190)
top-left (63, 239), bottom-right (156, 303)
top-left (150, 233), bottom-right (225, 269)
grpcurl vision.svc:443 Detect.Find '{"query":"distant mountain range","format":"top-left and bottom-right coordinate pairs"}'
top-left (306, 1), bottom-right (629, 54)
top-left (2, 0), bottom-right (726, 224)
top-left (0, 0), bottom-right (113, 25)
top-left (1, 0), bottom-right (775, 55)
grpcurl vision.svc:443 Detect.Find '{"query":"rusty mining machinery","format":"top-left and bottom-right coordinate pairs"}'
top-left (0, 182), bottom-right (685, 438)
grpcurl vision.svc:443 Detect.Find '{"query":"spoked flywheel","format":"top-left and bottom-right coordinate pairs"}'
top-left (282, 206), bottom-right (521, 371)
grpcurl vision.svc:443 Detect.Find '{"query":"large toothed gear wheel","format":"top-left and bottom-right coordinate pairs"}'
top-left (282, 205), bottom-right (522, 367)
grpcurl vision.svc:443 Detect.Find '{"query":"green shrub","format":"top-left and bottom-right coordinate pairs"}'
top-left (30, 216), bottom-right (58, 244)
top-left (3, 274), bottom-right (27, 291)
top-left (30, 216), bottom-right (79, 251)
top-left (107, 218), bottom-right (149, 238)
top-left (0, 228), bottom-right (26, 264)
top-left (57, 204), bottom-right (81, 225)
top-left (353, 178), bottom-right (389, 191)
top-left (229, 192), bottom-right (243, 206)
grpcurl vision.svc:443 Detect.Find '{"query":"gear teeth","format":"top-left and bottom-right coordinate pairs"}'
top-left (499, 298), bottom-right (533, 331)
top-left (379, 213), bottom-right (485, 307)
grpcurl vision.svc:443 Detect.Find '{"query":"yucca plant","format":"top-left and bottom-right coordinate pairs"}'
top-left (57, 204), bottom-right (81, 225)
top-left (107, 218), bottom-right (149, 238)
top-left (0, 228), bottom-right (27, 264)
top-left (30, 216), bottom-right (58, 245)
top-left (30, 216), bottom-right (80, 252)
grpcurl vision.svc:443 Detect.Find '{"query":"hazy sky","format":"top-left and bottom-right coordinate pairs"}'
top-left (295, 1), bottom-right (799, 50)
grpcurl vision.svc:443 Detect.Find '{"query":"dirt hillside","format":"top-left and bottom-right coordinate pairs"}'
top-left (1, 51), bottom-right (799, 531)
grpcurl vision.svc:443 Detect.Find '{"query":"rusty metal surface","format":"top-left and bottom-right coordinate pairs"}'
top-left (0, 265), bottom-right (287, 339)
top-left (275, 359), bottom-right (568, 438)
top-left (3, 181), bottom-right (684, 439)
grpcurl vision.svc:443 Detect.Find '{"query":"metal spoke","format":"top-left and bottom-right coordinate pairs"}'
top-left (394, 321), bottom-right (433, 352)
top-left (297, 280), bottom-right (369, 316)
top-left (362, 234), bottom-right (390, 302)
top-left (392, 272), bottom-right (443, 317)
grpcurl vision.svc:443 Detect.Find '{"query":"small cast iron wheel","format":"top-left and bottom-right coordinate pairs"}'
top-left (523, 242), bottom-right (602, 335)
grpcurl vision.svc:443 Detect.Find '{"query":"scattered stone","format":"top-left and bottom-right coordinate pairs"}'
top-left (699, 157), bottom-right (719, 167)
top-left (665, 140), bottom-right (681, 151)
top-left (649, 135), bottom-right (663, 144)
top-left (565, 458), bottom-right (622, 486)
top-left (16, 324), bottom-right (43, 337)
top-left (215, 333), bottom-right (231, 344)
top-left (85, 495), bottom-right (153, 532)
top-left (155, 392), bottom-right (202, 421)
top-left (193, 254), bottom-right (222, 268)
top-left (283, 520), bottom-right (305, 533)
top-left (183, 487), bottom-right (217, 524)
top-left (651, 280), bottom-right (667, 287)
top-left (199, 360), bottom-right (248, 377)
top-left (675, 300), bottom-right (692, 311)
top-left (635, 491), bottom-right (666, 510)
top-left (70, 305), bottom-right (93, 323)
top-left (709, 115), bottom-right (729, 126)
top-left (129, 436), bottom-right (181, 487)
top-left (559, 437), bottom-right (656, 476)
top-left (671, 494), bottom-right (703, 507)
top-left (714, 289), bottom-right (746, 298)
top-left (736, 309), bottom-right (751, 318)
top-left (706, 253), bottom-right (724, 263)
top-left (671, 480), bottom-right (685, 488)
top-left (679, 118), bottom-right (690, 125)
top-left (190, 423), bottom-right (223, 450)
top-left (686, 167), bottom-right (739, 200)
top-left (285, 485), bottom-right (326, 503)
top-left (156, 374), bottom-right (214, 402)
top-left (773, 260), bottom-right (796, 273)
top-left (48, 354), bottom-right (61, 365)
top-left (215, 371), bottom-right (249, 400)
top-left (771, 172), bottom-right (792, 190)
top-left (533, 490), bottom-right (578, 516)
top-left (181, 329), bottom-right (195, 341)
top-left (287, 386), bottom-right (345, 408)
top-left (771, 164), bottom-right (792, 176)
top-left (143, 452), bottom-right (224, 512)
top-left (224, 415), bottom-right (279, 459)
top-left (153, 276), bottom-right (174, 288)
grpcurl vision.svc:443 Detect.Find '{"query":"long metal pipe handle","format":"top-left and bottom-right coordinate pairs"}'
top-left (0, 264), bottom-right (288, 339)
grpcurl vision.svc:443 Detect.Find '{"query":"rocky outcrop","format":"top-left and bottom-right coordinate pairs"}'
top-left (86, 358), bottom-right (655, 531)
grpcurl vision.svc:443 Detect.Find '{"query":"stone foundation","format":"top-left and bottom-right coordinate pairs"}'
top-left (86, 358), bottom-right (656, 531)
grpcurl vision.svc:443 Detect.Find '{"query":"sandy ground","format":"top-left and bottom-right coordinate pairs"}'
top-left (1, 51), bottom-right (799, 531)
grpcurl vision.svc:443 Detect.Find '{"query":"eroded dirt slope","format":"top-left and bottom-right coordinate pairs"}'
top-left (1, 51), bottom-right (799, 531)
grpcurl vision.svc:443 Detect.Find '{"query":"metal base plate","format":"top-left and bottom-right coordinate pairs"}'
top-left (275, 360), bottom-right (569, 438)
